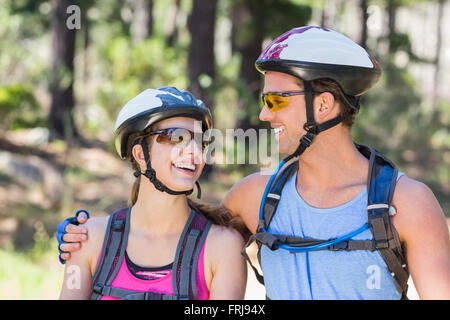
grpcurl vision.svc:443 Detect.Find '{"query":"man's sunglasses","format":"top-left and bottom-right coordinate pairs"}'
top-left (138, 127), bottom-right (210, 151)
top-left (261, 90), bottom-right (323, 112)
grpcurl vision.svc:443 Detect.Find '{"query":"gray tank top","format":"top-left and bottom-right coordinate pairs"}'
top-left (260, 170), bottom-right (404, 300)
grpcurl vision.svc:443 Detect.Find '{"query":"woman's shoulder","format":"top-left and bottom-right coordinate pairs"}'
top-left (205, 224), bottom-right (244, 255)
top-left (80, 215), bottom-right (110, 270)
top-left (84, 215), bottom-right (110, 241)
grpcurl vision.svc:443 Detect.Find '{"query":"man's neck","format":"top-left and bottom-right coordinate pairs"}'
top-left (295, 126), bottom-right (369, 192)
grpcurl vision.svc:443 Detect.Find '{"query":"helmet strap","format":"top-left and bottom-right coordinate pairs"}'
top-left (288, 80), bottom-right (344, 160)
top-left (133, 140), bottom-right (201, 198)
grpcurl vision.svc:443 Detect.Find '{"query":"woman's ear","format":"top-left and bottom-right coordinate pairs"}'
top-left (315, 92), bottom-right (336, 122)
top-left (131, 143), bottom-right (147, 171)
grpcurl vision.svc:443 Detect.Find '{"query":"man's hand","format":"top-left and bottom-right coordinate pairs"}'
top-left (57, 210), bottom-right (90, 264)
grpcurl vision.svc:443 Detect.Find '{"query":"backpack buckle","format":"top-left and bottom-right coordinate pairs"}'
top-left (328, 240), bottom-right (348, 251)
top-left (92, 283), bottom-right (104, 294)
top-left (112, 220), bottom-right (124, 231)
top-left (372, 239), bottom-right (389, 251)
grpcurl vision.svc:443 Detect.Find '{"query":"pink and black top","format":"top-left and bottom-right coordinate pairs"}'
top-left (90, 208), bottom-right (212, 300)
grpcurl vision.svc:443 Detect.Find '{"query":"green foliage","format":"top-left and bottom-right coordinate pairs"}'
top-left (0, 238), bottom-right (63, 299)
top-left (352, 29), bottom-right (450, 215)
top-left (96, 36), bottom-right (188, 121)
top-left (262, 0), bottom-right (312, 39)
top-left (0, 84), bottom-right (46, 130)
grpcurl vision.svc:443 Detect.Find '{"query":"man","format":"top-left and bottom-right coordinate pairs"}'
top-left (58, 26), bottom-right (450, 299)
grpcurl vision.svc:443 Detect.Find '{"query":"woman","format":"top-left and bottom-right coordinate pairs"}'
top-left (59, 87), bottom-right (247, 300)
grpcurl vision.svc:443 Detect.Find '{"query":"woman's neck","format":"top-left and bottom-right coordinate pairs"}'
top-left (130, 179), bottom-right (191, 236)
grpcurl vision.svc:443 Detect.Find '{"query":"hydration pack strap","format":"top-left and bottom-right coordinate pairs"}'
top-left (91, 209), bottom-right (211, 300)
top-left (91, 208), bottom-right (130, 300)
top-left (365, 146), bottom-right (409, 298)
top-left (92, 283), bottom-right (179, 300)
top-left (261, 160), bottom-right (298, 231)
top-left (171, 210), bottom-right (212, 300)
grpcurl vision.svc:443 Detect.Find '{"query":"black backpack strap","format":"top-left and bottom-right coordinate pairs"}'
top-left (172, 210), bottom-right (212, 300)
top-left (91, 208), bottom-right (212, 301)
top-left (190, 215), bottom-right (212, 299)
top-left (241, 236), bottom-right (265, 285)
top-left (92, 283), bottom-right (178, 300)
top-left (91, 208), bottom-right (131, 300)
top-left (365, 146), bottom-right (409, 299)
top-left (242, 158), bottom-right (299, 286)
top-left (260, 159), bottom-right (298, 232)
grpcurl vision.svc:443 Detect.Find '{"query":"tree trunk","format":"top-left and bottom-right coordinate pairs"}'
top-left (231, 0), bottom-right (264, 131)
top-left (387, 0), bottom-right (397, 54)
top-left (82, 8), bottom-right (89, 83)
top-left (321, 0), bottom-right (337, 28)
top-left (49, 0), bottom-right (78, 140)
top-left (187, 0), bottom-right (218, 112)
top-left (432, 0), bottom-right (445, 110)
top-left (359, 0), bottom-right (369, 48)
top-left (187, 0), bottom-right (218, 178)
top-left (166, 0), bottom-right (181, 47)
top-left (131, 0), bottom-right (153, 43)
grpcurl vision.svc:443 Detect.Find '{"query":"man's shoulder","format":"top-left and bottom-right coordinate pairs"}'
top-left (393, 175), bottom-right (446, 240)
top-left (223, 172), bottom-right (270, 207)
top-left (222, 172), bottom-right (272, 232)
top-left (394, 175), bottom-right (436, 208)
top-left (230, 172), bottom-right (271, 195)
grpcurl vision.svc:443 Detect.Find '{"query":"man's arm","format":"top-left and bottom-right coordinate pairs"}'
top-left (221, 172), bottom-right (270, 234)
top-left (58, 171), bottom-right (270, 261)
top-left (392, 176), bottom-right (450, 299)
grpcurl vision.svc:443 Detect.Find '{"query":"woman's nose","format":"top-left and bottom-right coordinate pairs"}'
top-left (185, 136), bottom-right (204, 163)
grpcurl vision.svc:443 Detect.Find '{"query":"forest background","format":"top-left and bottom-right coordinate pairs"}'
top-left (0, 0), bottom-right (449, 299)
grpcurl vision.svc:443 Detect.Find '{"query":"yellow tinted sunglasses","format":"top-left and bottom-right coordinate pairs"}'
top-left (261, 91), bottom-right (322, 112)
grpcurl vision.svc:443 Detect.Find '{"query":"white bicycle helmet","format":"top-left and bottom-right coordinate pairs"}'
top-left (114, 86), bottom-right (212, 197)
top-left (256, 26), bottom-right (381, 98)
top-left (115, 86), bottom-right (212, 160)
top-left (255, 26), bottom-right (382, 158)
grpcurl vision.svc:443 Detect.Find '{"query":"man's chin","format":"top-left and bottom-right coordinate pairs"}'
top-left (278, 143), bottom-right (297, 157)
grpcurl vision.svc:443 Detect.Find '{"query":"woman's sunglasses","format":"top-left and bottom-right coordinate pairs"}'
top-left (139, 127), bottom-right (210, 151)
top-left (261, 90), bottom-right (323, 112)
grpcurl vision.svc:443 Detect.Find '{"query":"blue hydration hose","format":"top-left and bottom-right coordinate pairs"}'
top-left (278, 223), bottom-right (369, 252)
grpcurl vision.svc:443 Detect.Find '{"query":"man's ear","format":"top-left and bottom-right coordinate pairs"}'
top-left (315, 92), bottom-right (336, 122)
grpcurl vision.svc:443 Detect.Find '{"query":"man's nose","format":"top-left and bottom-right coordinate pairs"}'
top-left (259, 105), bottom-right (275, 122)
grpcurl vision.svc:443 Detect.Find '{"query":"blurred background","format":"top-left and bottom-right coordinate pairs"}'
top-left (0, 0), bottom-right (448, 299)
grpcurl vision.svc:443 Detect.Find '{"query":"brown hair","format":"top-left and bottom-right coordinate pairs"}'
top-left (187, 199), bottom-right (251, 241)
top-left (125, 129), bottom-right (250, 241)
top-left (296, 78), bottom-right (359, 127)
top-left (127, 129), bottom-right (152, 207)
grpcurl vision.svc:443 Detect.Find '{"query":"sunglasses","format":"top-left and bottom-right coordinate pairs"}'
top-left (261, 90), bottom-right (323, 112)
top-left (140, 127), bottom-right (210, 151)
